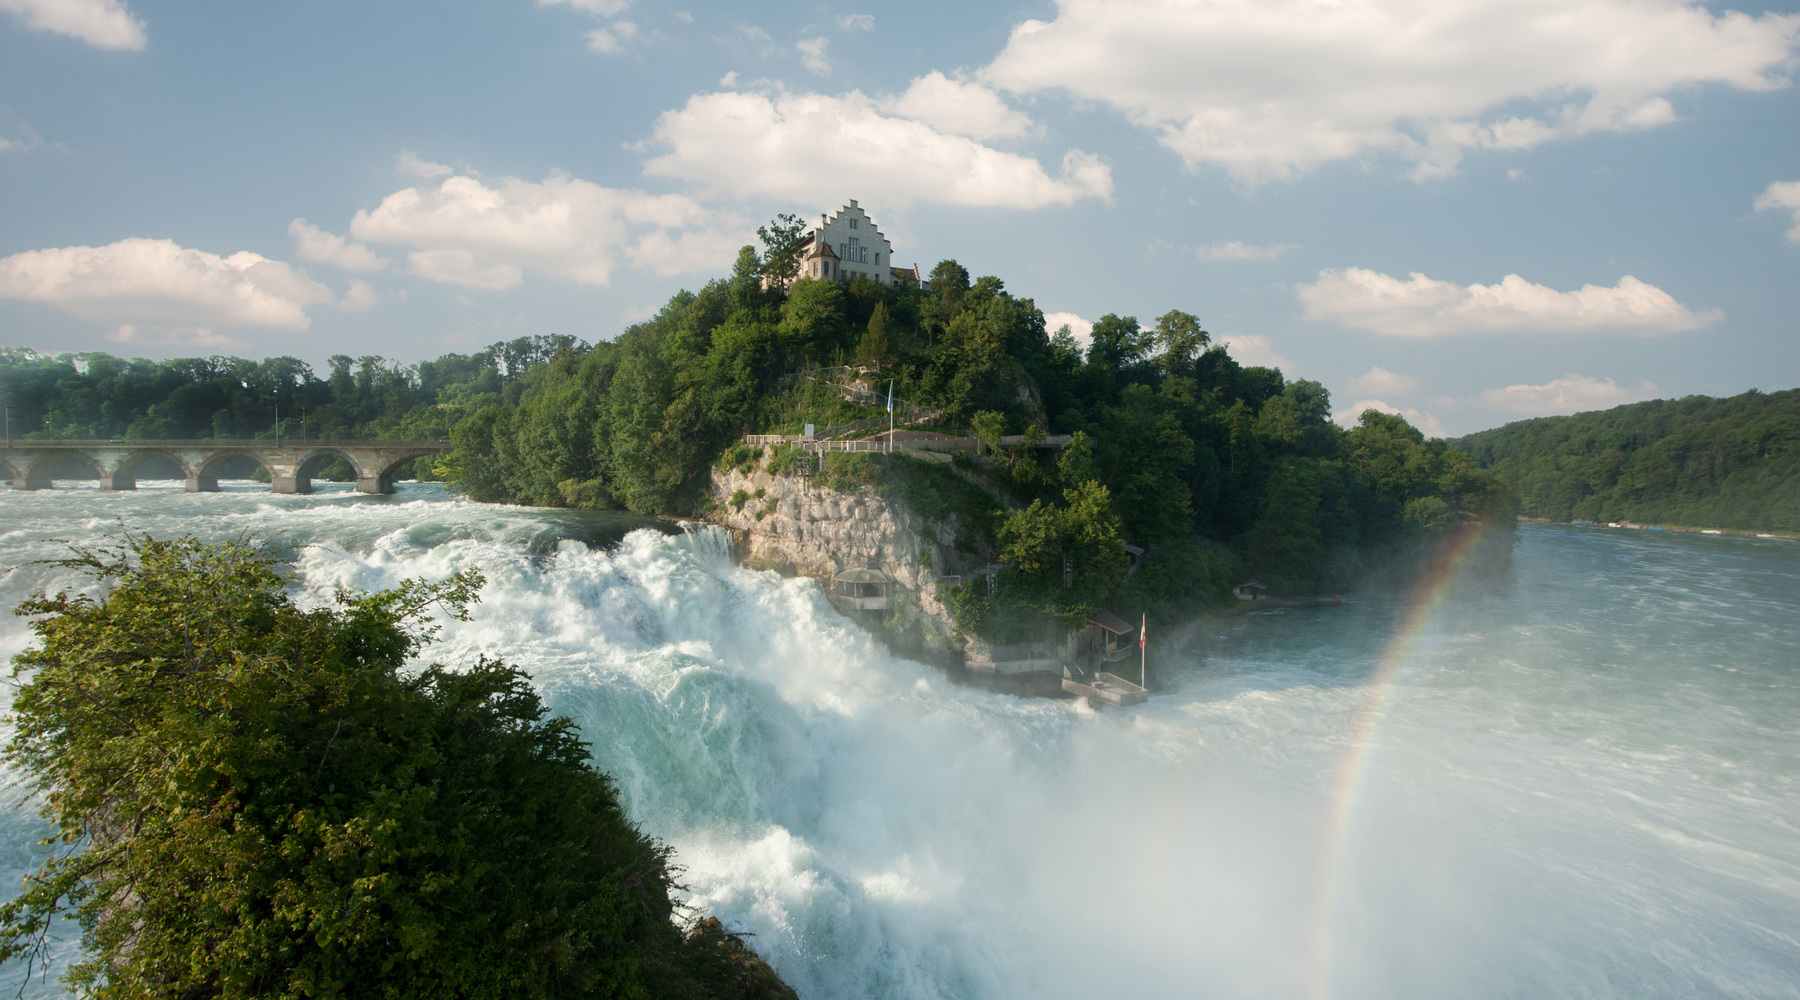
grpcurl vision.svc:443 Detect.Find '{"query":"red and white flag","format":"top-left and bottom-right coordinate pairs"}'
top-left (1139, 613), bottom-right (1146, 649)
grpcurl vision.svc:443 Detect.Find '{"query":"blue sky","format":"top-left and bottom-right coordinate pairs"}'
top-left (2, 0), bottom-right (1797, 435)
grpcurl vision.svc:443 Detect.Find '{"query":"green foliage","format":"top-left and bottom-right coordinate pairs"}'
top-left (1449, 389), bottom-right (1800, 531)
top-left (997, 480), bottom-right (1131, 622)
top-left (0, 337), bottom-right (582, 446)
top-left (970, 411), bottom-right (1006, 455)
top-left (765, 444), bottom-right (802, 476)
top-left (1151, 309), bottom-right (1210, 377)
top-left (1244, 459), bottom-right (1324, 591)
top-left (858, 303), bottom-right (893, 363)
top-left (2, 537), bottom-right (794, 1000)
top-left (756, 213), bottom-right (809, 291)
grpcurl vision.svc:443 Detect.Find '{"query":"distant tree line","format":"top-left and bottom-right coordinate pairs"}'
top-left (1450, 389), bottom-right (1800, 531)
top-left (0, 337), bottom-right (584, 444)
top-left (0, 338), bottom-right (584, 479)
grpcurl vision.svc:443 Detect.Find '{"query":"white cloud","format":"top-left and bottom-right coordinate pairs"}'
top-left (983, 0), bottom-right (1800, 185)
top-left (0, 238), bottom-right (332, 335)
top-left (797, 36), bottom-right (830, 75)
top-left (1298, 268), bottom-right (1720, 337)
top-left (0, 113), bottom-right (42, 154)
top-left (883, 72), bottom-right (1032, 141)
top-left (1219, 334), bottom-right (1291, 370)
top-left (288, 219), bottom-right (387, 272)
top-left (337, 279), bottom-right (378, 312)
top-left (674, 11), bottom-right (692, 24)
top-left (719, 70), bottom-right (738, 87)
top-left (396, 151), bottom-right (452, 179)
top-left (0, 0), bottom-right (145, 50)
top-left (1347, 366), bottom-right (1419, 396)
top-left (1478, 373), bottom-right (1660, 415)
top-left (1197, 240), bottom-right (1298, 261)
top-left (837, 14), bottom-right (873, 31)
top-left (107, 325), bottom-right (243, 349)
top-left (1332, 398), bottom-right (1448, 437)
top-left (537, 0), bottom-right (628, 15)
top-left (1044, 311), bottom-right (1093, 348)
top-left (1753, 180), bottom-right (1800, 241)
top-left (345, 170), bottom-right (741, 290)
top-left (641, 89), bottom-right (1112, 209)
top-left (587, 20), bottom-right (637, 53)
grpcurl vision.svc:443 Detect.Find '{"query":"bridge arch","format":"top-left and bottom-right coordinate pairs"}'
top-left (106, 449), bottom-right (195, 490)
top-left (362, 449), bottom-right (439, 494)
top-left (293, 448), bottom-right (363, 494)
top-left (0, 454), bottom-right (18, 488)
top-left (192, 451), bottom-right (274, 492)
top-left (43, 450), bottom-right (106, 486)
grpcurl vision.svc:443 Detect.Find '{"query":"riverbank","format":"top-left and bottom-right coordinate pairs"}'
top-left (1522, 515), bottom-right (1800, 541)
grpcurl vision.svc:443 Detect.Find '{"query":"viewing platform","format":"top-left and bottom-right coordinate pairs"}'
top-left (1061, 672), bottom-right (1148, 707)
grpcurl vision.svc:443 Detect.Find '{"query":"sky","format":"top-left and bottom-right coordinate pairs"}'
top-left (1, 0), bottom-right (1797, 436)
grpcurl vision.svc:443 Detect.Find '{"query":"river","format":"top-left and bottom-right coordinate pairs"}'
top-left (1, 483), bottom-right (1796, 998)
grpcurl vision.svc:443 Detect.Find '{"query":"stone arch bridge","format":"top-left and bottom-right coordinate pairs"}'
top-left (0, 439), bottom-right (451, 494)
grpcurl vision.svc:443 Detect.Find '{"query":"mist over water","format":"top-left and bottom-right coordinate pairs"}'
top-left (1, 484), bottom-right (1796, 998)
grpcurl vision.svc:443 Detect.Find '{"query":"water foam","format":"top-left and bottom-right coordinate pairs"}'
top-left (0, 487), bottom-right (1796, 998)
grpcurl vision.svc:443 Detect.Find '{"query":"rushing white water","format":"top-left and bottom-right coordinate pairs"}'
top-left (1, 483), bottom-right (1797, 998)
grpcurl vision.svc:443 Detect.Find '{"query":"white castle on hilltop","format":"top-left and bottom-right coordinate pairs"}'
top-left (795, 200), bottom-right (919, 286)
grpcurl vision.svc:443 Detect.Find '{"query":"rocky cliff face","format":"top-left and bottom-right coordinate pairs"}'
top-left (706, 464), bottom-right (972, 658)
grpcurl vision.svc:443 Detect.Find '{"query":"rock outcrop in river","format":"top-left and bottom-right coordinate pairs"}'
top-left (707, 462), bottom-right (970, 662)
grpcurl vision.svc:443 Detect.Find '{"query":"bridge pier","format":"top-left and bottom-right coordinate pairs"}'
top-left (11, 469), bottom-right (53, 490)
top-left (99, 464), bottom-right (136, 491)
top-left (355, 474), bottom-right (395, 495)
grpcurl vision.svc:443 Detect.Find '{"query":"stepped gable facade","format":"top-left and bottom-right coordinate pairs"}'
top-left (797, 200), bottom-right (919, 286)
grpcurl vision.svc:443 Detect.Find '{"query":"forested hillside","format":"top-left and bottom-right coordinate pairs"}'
top-left (446, 239), bottom-right (1512, 625)
top-left (1451, 389), bottom-right (1800, 532)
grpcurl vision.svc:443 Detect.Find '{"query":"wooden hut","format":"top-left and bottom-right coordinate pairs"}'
top-left (1072, 608), bottom-right (1137, 670)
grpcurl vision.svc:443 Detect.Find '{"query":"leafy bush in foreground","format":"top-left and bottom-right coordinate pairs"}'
top-left (2, 537), bottom-right (794, 1000)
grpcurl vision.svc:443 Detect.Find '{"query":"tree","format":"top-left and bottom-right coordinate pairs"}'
top-left (997, 480), bottom-right (1130, 608)
top-left (1151, 309), bottom-right (1209, 376)
top-left (858, 302), bottom-right (892, 364)
top-left (1086, 314), bottom-right (1152, 372)
top-left (756, 213), bottom-right (809, 291)
top-left (1, 537), bottom-right (796, 1000)
top-left (971, 410), bottom-right (1006, 456)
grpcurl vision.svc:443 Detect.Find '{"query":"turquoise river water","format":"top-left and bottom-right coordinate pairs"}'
top-left (0, 483), bottom-right (1795, 998)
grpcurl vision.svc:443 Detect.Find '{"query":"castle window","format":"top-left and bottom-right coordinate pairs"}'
top-left (849, 218), bottom-right (858, 229)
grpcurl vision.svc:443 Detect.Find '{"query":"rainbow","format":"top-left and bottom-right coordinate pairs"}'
top-left (1303, 523), bottom-right (1498, 1000)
